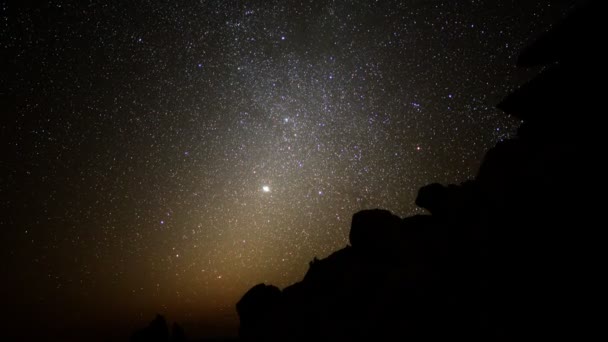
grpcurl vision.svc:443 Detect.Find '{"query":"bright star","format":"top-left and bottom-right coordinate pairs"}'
top-left (262, 185), bottom-right (270, 192)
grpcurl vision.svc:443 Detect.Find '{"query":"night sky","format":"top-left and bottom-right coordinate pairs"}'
top-left (2, 0), bottom-right (571, 340)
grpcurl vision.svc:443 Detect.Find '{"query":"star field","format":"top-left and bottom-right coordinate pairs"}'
top-left (1, 0), bottom-right (572, 339)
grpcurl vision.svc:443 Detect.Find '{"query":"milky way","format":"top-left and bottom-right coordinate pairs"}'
top-left (2, 0), bottom-right (571, 339)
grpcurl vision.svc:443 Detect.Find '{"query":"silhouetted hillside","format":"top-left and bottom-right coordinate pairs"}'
top-left (237, 1), bottom-right (605, 340)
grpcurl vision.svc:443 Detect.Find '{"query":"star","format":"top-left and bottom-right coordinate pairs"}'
top-left (262, 185), bottom-right (271, 193)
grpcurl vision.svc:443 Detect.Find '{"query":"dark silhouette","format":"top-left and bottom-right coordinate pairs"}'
top-left (236, 1), bottom-right (605, 340)
top-left (414, 183), bottom-right (448, 215)
top-left (171, 322), bottom-right (187, 342)
top-left (131, 315), bottom-right (170, 342)
top-left (348, 209), bottom-right (401, 258)
top-left (236, 284), bottom-right (282, 340)
top-left (131, 315), bottom-right (191, 342)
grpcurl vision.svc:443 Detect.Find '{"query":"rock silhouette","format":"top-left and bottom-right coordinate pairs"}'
top-left (171, 323), bottom-right (187, 342)
top-left (131, 315), bottom-right (190, 342)
top-left (237, 1), bottom-right (604, 340)
top-left (349, 209), bottom-right (401, 258)
top-left (236, 284), bottom-right (282, 340)
top-left (131, 315), bottom-right (170, 342)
